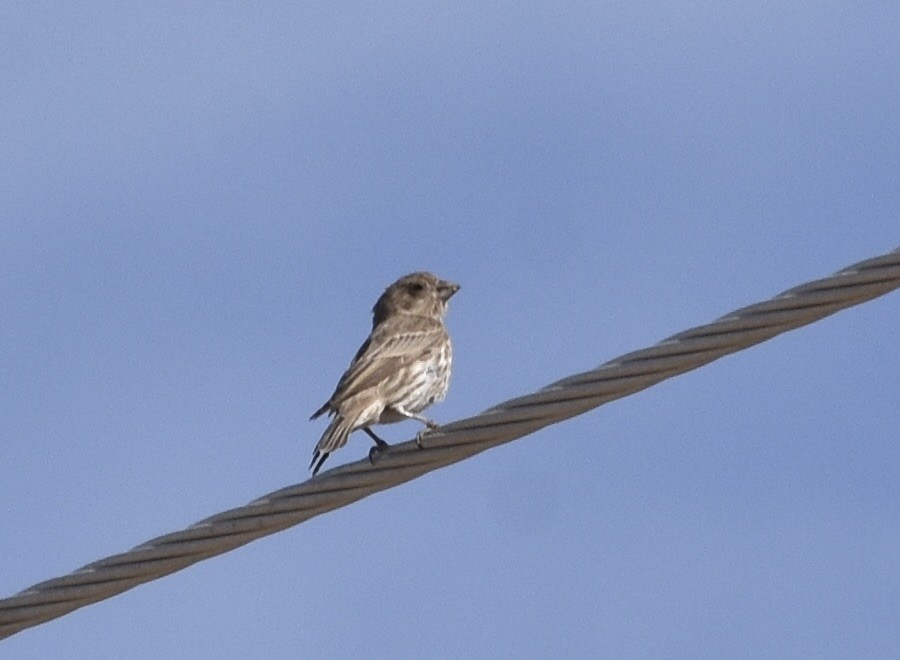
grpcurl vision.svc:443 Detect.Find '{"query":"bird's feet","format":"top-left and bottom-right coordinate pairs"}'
top-left (364, 427), bottom-right (390, 465)
top-left (368, 443), bottom-right (387, 464)
top-left (416, 422), bottom-right (440, 449)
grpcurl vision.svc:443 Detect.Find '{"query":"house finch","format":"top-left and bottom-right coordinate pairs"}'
top-left (309, 271), bottom-right (460, 475)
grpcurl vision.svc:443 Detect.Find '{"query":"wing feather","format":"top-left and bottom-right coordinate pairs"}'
top-left (315, 315), bottom-right (445, 414)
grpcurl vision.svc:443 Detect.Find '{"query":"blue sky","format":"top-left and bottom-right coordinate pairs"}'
top-left (2, 3), bottom-right (898, 658)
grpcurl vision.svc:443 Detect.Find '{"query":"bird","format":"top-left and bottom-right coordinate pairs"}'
top-left (309, 271), bottom-right (460, 475)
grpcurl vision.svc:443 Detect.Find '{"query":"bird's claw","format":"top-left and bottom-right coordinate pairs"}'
top-left (368, 445), bottom-right (385, 464)
top-left (416, 423), bottom-right (439, 449)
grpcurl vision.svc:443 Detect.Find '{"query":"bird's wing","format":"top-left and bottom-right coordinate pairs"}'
top-left (325, 316), bottom-right (445, 409)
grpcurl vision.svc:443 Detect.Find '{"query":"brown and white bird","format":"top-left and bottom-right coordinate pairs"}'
top-left (309, 271), bottom-right (460, 475)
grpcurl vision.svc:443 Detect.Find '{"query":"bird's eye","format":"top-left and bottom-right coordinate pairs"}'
top-left (408, 282), bottom-right (425, 293)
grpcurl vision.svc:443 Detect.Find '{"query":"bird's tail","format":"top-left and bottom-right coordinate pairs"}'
top-left (310, 415), bottom-right (354, 476)
top-left (309, 402), bottom-right (330, 421)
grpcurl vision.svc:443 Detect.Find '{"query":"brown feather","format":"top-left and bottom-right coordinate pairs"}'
top-left (309, 271), bottom-right (459, 474)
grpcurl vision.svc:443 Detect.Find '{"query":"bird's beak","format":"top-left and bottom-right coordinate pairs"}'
top-left (438, 280), bottom-right (460, 301)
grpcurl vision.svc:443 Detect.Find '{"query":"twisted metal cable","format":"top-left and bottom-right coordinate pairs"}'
top-left (2, 248), bottom-right (898, 640)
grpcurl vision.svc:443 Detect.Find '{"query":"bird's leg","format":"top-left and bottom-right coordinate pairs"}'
top-left (392, 405), bottom-right (439, 429)
top-left (391, 405), bottom-right (441, 450)
top-left (386, 405), bottom-right (441, 449)
top-left (363, 427), bottom-right (389, 448)
top-left (364, 427), bottom-right (389, 464)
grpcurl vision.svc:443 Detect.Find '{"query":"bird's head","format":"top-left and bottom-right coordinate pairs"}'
top-left (372, 272), bottom-right (460, 325)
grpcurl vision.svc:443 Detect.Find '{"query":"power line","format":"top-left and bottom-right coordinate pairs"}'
top-left (1, 248), bottom-right (898, 640)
